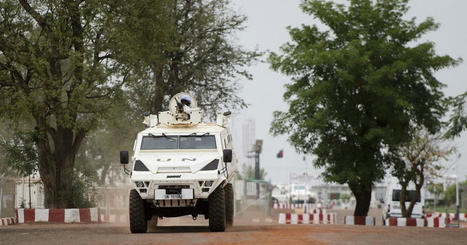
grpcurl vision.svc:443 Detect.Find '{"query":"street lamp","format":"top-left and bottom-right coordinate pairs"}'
top-left (246, 139), bottom-right (263, 198)
top-left (445, 153), bottom-right (461, 226)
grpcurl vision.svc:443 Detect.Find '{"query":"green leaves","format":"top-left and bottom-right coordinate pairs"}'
top-left (269, 0), bottom-right (459, 210)
top-left (111, 0), bottom-right (261, 118)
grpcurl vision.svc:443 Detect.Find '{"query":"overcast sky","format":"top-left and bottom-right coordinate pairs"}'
top-left (230, 0), bottom-right (467, 185)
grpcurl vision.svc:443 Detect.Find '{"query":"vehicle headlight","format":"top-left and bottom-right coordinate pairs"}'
top-left (135, 181), bottom-right (145, 188)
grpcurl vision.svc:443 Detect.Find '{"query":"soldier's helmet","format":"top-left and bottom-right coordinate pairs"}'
top-left (180, 95), bottom-right (192, 107)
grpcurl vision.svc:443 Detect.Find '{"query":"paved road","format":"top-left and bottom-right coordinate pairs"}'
top-left (1, 221), bottom-right (467, 245)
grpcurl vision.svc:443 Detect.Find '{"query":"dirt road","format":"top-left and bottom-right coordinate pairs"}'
top-left (1, 220), bottom-right (467, 245)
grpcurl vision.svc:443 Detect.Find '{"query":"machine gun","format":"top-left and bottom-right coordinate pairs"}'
top-left (174, 98), bottom-right (190, 121)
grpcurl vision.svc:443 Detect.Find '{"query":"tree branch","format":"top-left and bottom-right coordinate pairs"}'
top-left (18, 0), bottom-right (48, 28)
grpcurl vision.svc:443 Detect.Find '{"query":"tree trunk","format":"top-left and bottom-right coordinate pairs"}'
top-left (400, 185), bottom-right (408, 217)
top-left (98, 163), bottom-right (110, 186)
top-left (39, 145), bottom-right (76, 208)
top-left (350, 183), bottom-right (372, 216)
top-left (36, 126), bottom-right (85, 208)
top-left (406, 188), bottom-right (419, 217)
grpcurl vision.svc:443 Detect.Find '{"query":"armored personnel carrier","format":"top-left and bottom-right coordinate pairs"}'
top-left (120, 93), bottom-right (237, 233)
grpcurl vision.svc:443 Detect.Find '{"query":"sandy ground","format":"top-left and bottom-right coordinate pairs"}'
top-left (2, 222), bottom-right (467, 245)
top-left (1, 209), bottom-right (467, 245)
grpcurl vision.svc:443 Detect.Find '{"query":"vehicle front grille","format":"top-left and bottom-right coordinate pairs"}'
top-left (157, 167), bottom-right (191, 173)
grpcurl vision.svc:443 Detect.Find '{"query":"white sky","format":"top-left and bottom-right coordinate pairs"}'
top-left (231, 0), bottom-right (467, 185)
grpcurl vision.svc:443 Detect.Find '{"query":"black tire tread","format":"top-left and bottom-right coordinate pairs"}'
top-left (129, 189), bottom-right (147, 233)
top-left (209, 185), bottom-right (226, 232)
top-left (225, 183), bottom-right (234, 226)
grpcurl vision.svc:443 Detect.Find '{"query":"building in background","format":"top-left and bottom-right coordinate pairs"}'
top-left (15, 177), bottom-right (45, 209)
top-left (0, 177), bottom-right (16, 218)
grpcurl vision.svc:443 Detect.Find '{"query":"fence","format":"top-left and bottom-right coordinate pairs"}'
top-left (234, 178), bottom-right (273, 217)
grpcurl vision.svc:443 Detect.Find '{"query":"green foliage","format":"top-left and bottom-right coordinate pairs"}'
top-left (427, 183), bottom-right (444, 196)
top-left (55, 165), bottom-right (98, 209)
top-left (0, 0), bottom-right (128, 207)
top-left (111, 0), bottom-right (261, 118)
top-left (0, 121), bottom-right (37, 177)
top-left (444, 184), bottom-right (456, 206)
top-left (445, 92), bottom-right (467, 138)
top-left (269, 0), bottom-right (459, 215)
top-left (0, 0), bottom-right (258, 208)
top-left (75, 97), bottom-right (140, 186)
top-left (341, 193), bottom-right (352, 203)
top-left (239, 163), bottom-right (267, 180)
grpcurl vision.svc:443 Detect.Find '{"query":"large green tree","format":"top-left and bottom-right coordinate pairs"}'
top-left (0, 0), bottom-right (126, 208)
top-left (269, 0), bottom-right (459, 216)
top-left (111, 0), bottom-right (261, 117)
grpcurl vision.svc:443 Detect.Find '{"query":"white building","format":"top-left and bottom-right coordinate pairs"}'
top-left (15, 177), bottom-right (45, 209)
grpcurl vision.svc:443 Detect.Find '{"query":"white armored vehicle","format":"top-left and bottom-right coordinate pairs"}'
top-left (120, 93), bottom-right (237, 233)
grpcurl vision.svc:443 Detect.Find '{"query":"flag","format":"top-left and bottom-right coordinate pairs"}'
top-left (276, 149), bottom-right (283, 158)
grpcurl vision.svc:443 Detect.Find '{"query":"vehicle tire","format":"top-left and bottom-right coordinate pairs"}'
top-left (208, 185), bottom-right (226, 232)
top-left (225, 183), bottom-right (234, 227)
top-left (129, 189), bottom-right (147, 233)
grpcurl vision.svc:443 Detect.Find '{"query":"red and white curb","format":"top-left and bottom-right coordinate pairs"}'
top-left (425, 217), bottom-right (448, 228)
top-left (16, 208), bottom-right (99, 223)
top-left (278, 213), bottom-right (336, 224)
top-left (344, 216), bottom-right (375, 226)
top-left (1, 217), bottom-right (17, 226)
top-left (273, 203), bottom-right (320, 211)
top-left (385, 218), bottom-right (426, 227)
top-left (426, 213), bottom-right (466, 221)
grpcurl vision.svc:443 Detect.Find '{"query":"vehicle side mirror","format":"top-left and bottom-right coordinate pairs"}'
top-left (223, 149), bottom-right (232, 163)
top-left (120, 151), bottom-right (129, 164)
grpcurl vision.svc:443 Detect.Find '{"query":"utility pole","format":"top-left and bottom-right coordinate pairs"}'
top-left (29, 175), bottom-right (32, 209)
top-left (455, 161), bottom-right (459, 226)
top-left (254, 140), bottom-right (263, 199)
top-left (246, 140), bottom-right (263, 198)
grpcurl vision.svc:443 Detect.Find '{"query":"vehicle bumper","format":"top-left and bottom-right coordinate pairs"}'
top-left (131, 171), bottom-right (224, 200)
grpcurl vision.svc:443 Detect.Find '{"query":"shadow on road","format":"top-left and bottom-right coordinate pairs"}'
top-left (149, 225), bottom-right (209, 233)
top-left (149, 225), bottom-right (265, 233)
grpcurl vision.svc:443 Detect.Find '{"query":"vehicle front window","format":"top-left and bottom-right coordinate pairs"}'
top-left (179, 135), bottom-right (216, 149)
top-left (140, 135), bottom-right (178, 150)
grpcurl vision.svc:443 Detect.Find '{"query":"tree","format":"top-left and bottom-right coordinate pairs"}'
top-left (269, 0), bottom-right (460, 216)
top-left (111, 0), bottom-right (261, 118)
top-left (443, 179), bottom-right (467, 207)
top-left (390, 131), bottom-right (454, 217)
top-left (0, 0), bottom-right (126, 208)
top-left (426, 182), bottom-right (443, 208)
top-left (240, 163), bottom-right (267, 180)
top-left (75, 98), bottom-right (140, 186)
top-left (444, 184), bottom-right (457, 206)
top-left (446, 92), bottom-right (467, 138)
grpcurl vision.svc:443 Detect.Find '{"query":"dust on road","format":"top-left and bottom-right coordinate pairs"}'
top-left (2, 221), bottom-right (467, 245)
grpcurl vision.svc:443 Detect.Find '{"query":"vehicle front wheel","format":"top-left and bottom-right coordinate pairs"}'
top-left (225, 183), bottom-right (234, 227)
top-left (129, 189), bottom-right (147, 233)
top-left (208, 185), bottom-right (226, 232)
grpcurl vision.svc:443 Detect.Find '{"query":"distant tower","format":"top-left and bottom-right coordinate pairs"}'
top-left (241, 118), bottom-right (255, 164)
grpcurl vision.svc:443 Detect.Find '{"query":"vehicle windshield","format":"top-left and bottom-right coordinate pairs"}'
top-left (140, 134), bottom-right (216, 150)
top-left (141, 135), bottom-right (178, 150)
top-left (392, 190), bottom-right (420, 202)
top-left (180, 135), bottom-right (216, 149)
